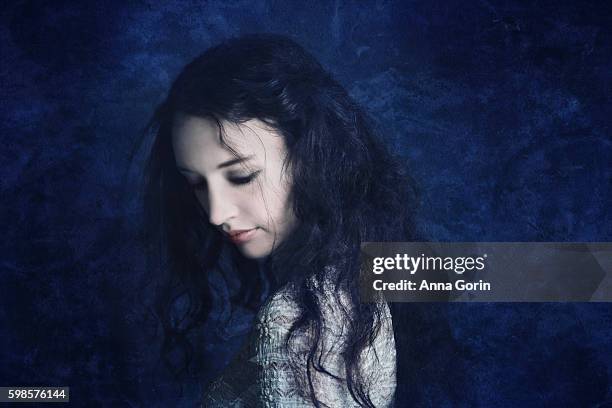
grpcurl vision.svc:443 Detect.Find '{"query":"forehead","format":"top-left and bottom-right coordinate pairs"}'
top-left (171, 114), bottom-right (286, 170)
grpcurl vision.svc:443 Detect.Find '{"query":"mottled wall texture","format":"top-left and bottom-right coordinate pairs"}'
top-left (1, 0), bottom-right (611, 406)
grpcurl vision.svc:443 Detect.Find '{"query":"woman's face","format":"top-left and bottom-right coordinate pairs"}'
top-left (172, 114), bottom-right (298, 259)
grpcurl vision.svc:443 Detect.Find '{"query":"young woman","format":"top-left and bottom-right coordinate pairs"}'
top-left (144, 34), bottom-right (419, 407)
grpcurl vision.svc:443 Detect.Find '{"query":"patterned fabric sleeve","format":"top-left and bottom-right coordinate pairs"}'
top-left (254, 283), bottom-right (396, 407)
top-left (203, 278), bottom-right (396, 407)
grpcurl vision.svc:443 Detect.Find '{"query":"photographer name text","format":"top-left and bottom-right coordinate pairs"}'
top-left (373, 279), bottom-right (491, 292)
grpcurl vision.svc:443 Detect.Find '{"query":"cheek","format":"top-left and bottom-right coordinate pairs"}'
top-left (267, 186), bottom-right (296, 233)
top-left (245, 177), bottom-right (288, 229)
top-left (265, 177), bottom-right (292, 213)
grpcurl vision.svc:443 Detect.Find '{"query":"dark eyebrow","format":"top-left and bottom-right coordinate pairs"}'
top-left (176, 156), bottom-right (253, 173)
top-left (217, 156), bottom-right (252, 169)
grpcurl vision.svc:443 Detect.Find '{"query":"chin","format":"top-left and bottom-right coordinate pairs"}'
top-left (237, 244), bottom-right (272, 260)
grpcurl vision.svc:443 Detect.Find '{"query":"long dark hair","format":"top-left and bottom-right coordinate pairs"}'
top-left (144, 34), bottom-right (419, 407)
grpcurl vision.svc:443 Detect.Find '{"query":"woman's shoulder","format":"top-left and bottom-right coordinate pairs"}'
top-left (255, 283), bottom-right (302, 333)
top-left (255, 272), bottom-right (395, 340)
top-left (253, 276), bottom-right (397, 406)
top-left (254, 271), bottom-right (353, 337)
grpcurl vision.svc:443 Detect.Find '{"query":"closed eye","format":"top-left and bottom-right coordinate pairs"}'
top-left (228, 171), bottom-right (261, 186)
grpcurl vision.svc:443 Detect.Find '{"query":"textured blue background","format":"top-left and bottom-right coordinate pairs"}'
top-left (1, 0), bottom-right (611, 406)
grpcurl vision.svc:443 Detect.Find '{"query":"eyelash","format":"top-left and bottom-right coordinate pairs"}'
top-left (191, 171), bottom-right (260, 189)
top-left (229, 171), bottom-right (260, 186)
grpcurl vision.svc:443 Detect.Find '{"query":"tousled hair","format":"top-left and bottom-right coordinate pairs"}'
top-left (144, 34), bottom-right (419, 407)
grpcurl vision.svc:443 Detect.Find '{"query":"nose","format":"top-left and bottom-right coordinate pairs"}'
top-left (197, 186), bottom-right (238, 227)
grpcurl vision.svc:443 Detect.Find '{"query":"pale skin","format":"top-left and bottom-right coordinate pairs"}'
top-left (172, 114), bottom-right (298, 259)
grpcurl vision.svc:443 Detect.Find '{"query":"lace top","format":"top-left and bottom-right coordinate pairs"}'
top-left (202, 281), bottom-right (396, 407)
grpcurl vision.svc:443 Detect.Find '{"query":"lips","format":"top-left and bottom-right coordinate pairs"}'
top-left (226, 228), bottom-right (258, 244)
